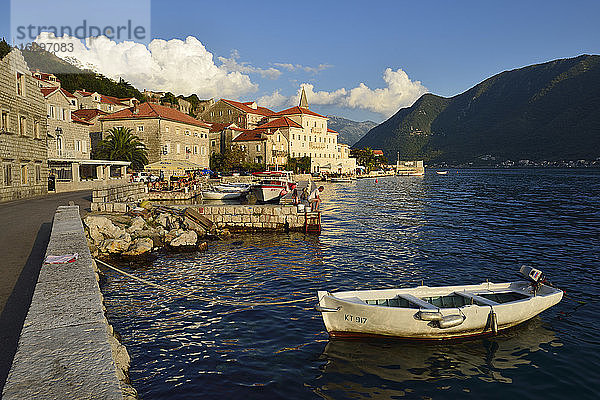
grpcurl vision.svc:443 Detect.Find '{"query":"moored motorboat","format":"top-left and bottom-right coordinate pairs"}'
top-left (436, 171), bottom-right (448, 175)
top-left (251, 171), bottom-right (295, 203)
top-left (316, 266), bottom-right (562, 340)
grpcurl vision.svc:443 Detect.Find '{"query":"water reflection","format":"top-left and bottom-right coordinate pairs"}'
top-left (316, 318), bottom-right (561, 398)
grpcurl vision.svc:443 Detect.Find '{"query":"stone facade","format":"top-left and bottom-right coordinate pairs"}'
top-left (234, 129), bottom-right (289, 167)
top-left (201, 99), bottom-right (273, 129)
top-left (44, 89), bottom-right (92, 160)
top-left (100, 114), bottom-right (210, 168)
top-left (0, 49), bottom-right (48, 202)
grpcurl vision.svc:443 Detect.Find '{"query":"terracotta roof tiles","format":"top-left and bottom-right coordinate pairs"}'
top-left (100, 102), bottom-right (211, 128)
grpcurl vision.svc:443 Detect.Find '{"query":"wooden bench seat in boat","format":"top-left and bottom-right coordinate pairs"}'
top-left (455, 291), bottom-right (500, 306)
top-left (395, 294), bottom-right (438, 310)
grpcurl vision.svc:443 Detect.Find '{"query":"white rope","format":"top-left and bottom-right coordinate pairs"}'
top-left (94, 258), bottom-right (314, 307)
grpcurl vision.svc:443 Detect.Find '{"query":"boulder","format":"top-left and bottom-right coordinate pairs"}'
top-left (127, 216), bottom-right (147, 234)
top-left (100, 238), bottom-right (132, 255)
top-left (122, 237), bottom-right (154, 258)
top-left (183, 217), bottom-right (206, 237)
top-left (169, 230), bottom-right (197, 250)
top-left (155, 213), bottom-right (169, 229)
top-left (84, 216), bottom-right (128, 244)
top-left (164, 228), bottom-right (184, 244)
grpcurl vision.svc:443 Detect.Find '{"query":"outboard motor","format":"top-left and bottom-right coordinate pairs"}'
top-left (520, 265), bottom-right (544, 294)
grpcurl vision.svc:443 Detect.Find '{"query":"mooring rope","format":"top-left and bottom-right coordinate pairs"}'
top-left (94, 259), bottom-right (314, 307)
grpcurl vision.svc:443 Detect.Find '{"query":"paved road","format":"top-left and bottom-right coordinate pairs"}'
top-left (0, 190), bottom-right (91, 391)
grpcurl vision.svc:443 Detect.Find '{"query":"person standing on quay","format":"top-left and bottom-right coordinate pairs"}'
top-left (309, 186), bottom-right (324, 211)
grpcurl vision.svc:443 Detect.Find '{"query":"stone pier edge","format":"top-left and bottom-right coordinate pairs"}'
top-left (2, 205), bottom-right (136, 400)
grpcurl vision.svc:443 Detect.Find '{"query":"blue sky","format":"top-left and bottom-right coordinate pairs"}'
top-left (2, 0), bottom-right (600, 122)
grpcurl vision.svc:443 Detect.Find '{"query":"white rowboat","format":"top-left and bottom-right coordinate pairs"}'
top-left (316, 267), bottom-right (562, 340)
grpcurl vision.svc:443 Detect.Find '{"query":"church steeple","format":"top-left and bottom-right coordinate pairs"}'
top-left (299, 86), bottom-right (309, 109)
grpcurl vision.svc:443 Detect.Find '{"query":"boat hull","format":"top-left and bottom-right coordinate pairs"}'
top-left (202, 191), bottom-right (244, 200)
top-left (317, 282), bottom-right (562, 340)
top-left (252, 185), bottom-right (287, 203)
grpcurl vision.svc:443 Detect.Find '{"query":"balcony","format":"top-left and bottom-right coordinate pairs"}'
top-left (311, 127), bottom-right (323, 134)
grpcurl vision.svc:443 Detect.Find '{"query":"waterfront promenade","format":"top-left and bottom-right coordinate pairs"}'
top-left (0, 190), bottom-right (91, 391)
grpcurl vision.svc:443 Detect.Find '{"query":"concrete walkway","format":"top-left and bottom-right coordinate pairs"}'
top-left (0, 190), bottom-right (91, 391)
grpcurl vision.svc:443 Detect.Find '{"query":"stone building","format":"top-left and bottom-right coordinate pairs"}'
top-left (0, 49), bottom-right (48, 202)
top-left (268, 105), bottom-right (338, 173)
top-left (42, 87), bottom-right (91, 160)
top-left (232, 127), bottom-right (289, 167)
top-left (74, 90), bottom-right (136, 113)
top-left (72, 108), bottom-right (107, 150)
top-left (100, 102), bottom-right (211, 168)
top-left (200, 99), bottom-right (274, 129)
top-left (208, 122), bottom-right (244, 157)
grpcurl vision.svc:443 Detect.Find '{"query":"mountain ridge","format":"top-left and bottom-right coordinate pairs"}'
top-left (354, 54), bottom-right (600, 162)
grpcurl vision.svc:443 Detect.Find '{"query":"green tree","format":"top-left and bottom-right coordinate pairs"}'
top-left (285, 156), bottom-right (311, 173)
top-left (210, 146), bottom-right (248, 172)
top-left (0, 38), bottom-right (11, 60)
top-left (96, 127), bottom-right (148, 170)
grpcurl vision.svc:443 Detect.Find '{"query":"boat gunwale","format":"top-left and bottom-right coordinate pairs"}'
top-left (322, 281), bottom-right (562, 311)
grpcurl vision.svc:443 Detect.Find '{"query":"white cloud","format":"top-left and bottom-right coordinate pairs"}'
top-left (35, 33), bottom-right (258, 98)
top-left (257, 90), bottom-right (290, 109)
top-left (259, 68), bottom-right (427, 117)
top-left (218, 50), bottom-right (281, 80)
top-left (274, 63), bottom-right (332, 74)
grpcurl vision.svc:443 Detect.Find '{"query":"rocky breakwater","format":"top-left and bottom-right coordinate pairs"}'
top-left (83, 208), bottom-right (223, 260)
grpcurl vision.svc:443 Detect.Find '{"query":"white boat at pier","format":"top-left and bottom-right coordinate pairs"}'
top-left (316, 266), bottom-right (562, 340)
top-left (251, 171), bottom-right (295, 203)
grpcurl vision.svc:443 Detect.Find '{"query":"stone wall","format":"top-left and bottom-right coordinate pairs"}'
top-left (197, 204), bottom-right (316, 232)
top-left (2, 206), bottom-right (135, 399)
top-left (91, 182), bottom-right (147, 213)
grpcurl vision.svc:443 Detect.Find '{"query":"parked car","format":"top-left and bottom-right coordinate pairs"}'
top-left (131, 172), bottom-right (159, 182)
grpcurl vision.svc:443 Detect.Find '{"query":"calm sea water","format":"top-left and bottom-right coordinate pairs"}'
top-left (101, 169), bottom-right (600, 399)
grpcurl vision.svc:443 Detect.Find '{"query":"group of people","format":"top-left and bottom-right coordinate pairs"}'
top-left (291, 185), bottom-right (324, 211)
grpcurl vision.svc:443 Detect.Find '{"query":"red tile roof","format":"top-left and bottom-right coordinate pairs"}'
top-left (272, 106), bottom-right (326, 118)
top-left (61, 88), bottom-right (76, 98)
top-left (100, 102), bottom-right (211, 128)
top-left (71, 114), bottom-right (94, 125)
top-left (100, 94), bottom-right (128, 106)
top-left (72, 108), bottom-right (108, 121)
top-left (75, 90), bottom-right (94, 97)
top-left (327, 128), bottom-right (338, 133)
top-left (373, 150), bottom-right (384, 156)
top-left (232, 129), bottom-right (266, 142)
top-left (258, 116), bottom-right (302, 129)
top-left (222, 99), bottom-right (275, 116)
top-left (40, 87), bottom-right (59, 97)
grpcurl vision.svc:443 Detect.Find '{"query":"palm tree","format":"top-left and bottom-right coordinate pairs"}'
top-left (96, 127), bottom-right (148, 170)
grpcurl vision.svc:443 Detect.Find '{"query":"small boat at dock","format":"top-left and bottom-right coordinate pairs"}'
top-left (316, 266), bottom-right (562, 340)
top-left (251, 171), bottom-right (296, 203)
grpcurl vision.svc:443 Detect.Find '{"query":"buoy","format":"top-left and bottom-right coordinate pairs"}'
top-left (375, 178), bottom-right (378, 183)
top-left (438, 315), bottom-right (465, 329)
top-left (417, 310), bottom-right (443, 321)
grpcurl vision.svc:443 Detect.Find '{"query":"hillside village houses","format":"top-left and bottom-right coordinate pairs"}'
top-left (99, 102), bottom-right (211, 168)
